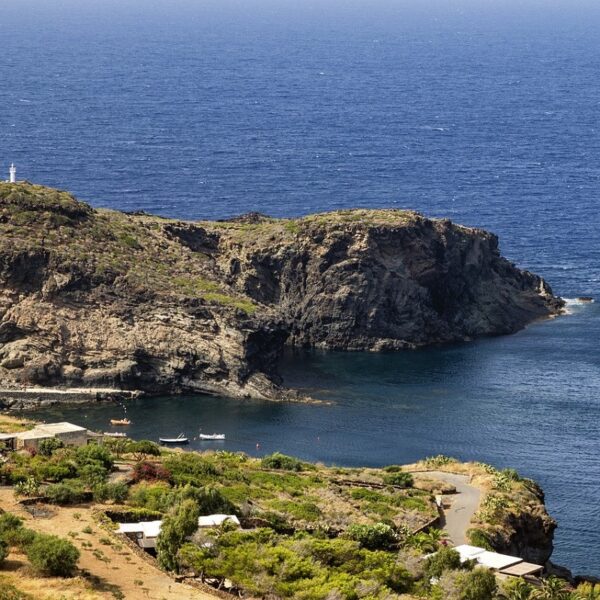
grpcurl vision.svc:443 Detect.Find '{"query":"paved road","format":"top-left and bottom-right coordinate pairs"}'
top-left (426, 471), bottom-right (481, 546)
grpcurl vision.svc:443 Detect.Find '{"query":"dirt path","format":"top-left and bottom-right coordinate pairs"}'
top-left (425, 471), bottom-right (481, 546)
top-left (0, 488), bottom-right (217, 600)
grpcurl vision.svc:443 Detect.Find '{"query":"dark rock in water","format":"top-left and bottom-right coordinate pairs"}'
top-left (0, 183), bottom-right (565, 400)
top-left (577, 296), bottom-right (594, 303)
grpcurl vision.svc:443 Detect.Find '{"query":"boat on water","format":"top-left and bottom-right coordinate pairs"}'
top-left (110, 418), bottom-right (131, 426)
top-left (159, 433), bottom-right (189, 444)
top-left (199, 433), bottom-right (226, 440)
top-left (103, 431), bottom-right (127, 438)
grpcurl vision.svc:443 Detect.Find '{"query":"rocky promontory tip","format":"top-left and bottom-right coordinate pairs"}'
top-left (0, 182), bottom-right (564, 400)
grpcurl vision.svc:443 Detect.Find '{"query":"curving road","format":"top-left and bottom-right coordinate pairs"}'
top-left (426, 471), bottom-right (481, 546)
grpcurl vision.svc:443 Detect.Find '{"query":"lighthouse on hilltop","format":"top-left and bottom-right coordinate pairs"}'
top-left (8, 163), bottom-right (16, 183)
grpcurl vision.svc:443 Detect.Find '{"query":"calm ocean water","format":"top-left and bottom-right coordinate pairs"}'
top-left (2, 0), bottom-right (600, 574)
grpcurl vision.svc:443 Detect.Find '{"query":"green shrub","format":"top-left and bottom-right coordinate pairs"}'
top-left (0, 512), bottom-right (24, 536)
top-left (457, 568), bottom-right (498, 600)
top-left (75, 444), bottom-right (113, 470)
top-left (0, 513), bottom-right (36, 549)
top-left (36, 461), bottom-right (77, 482)
top-left (0, 539), bottom-right (8, 565)
top-left (383, 465), bottom-right (402, 473)
top-left (79, 463), bottom-right (109, 487)
top-left (37, 438), bottom-right (65, 457)
top-left (45, 480), bottom-right (86, 505)
top-left (92, 482), bottom-right (128, 504)
top-left (382, 472), bottom-right (414, 488)
top-left (261, 452), bottom-right (306, 472)
top-left (25, 533), bottom-right (80, 576)
top-left (345, 522), bottom-right (398, 551)
top-left (424, 547), bottom-right (464, 578)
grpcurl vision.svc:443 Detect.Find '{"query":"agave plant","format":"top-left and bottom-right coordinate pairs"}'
top-left (531, 576), bottom-right (573, 600)
top-left (408, 528), bottom-right (448, 553)
top-left (500, 578), bottom-right (534, 600)
top-left (573, 583), bottom-right (600, 600)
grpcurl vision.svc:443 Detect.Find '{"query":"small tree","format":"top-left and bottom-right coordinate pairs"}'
top-left (26, 533), bottom-right (80, 576)
top-left (127, 440), bottom-right (161, 462)
top-left (424, 547), bottom-right (464, 579)
top-left (156, 499), bottom-right (200, 573)
top-left (75, 444), bottom-right (113, 470)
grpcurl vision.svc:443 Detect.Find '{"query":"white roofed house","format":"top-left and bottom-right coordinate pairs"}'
top-left (452, 544), bottom-right (544, 579)
top-left (12, 422), bottom-right (92, 451)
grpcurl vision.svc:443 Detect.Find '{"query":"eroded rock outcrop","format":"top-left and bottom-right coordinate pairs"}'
top-left (0, 183), bottom-right (563, 399)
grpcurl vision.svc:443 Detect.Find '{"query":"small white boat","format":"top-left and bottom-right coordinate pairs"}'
top-left (159, 433), bottom-right (189, 444)
top-left (103, 431), bottom-right (127, 438)
top-left (199, 433), bottom-right (225, 440)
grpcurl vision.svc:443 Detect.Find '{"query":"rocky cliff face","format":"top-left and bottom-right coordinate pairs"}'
top-left (487, 480), bottom-right (557, 565)
top-left (0, 183), bottom-right (563, 399)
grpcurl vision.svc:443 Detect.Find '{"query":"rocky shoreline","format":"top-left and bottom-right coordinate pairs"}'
top-left (0, 182), bottom-right (565, 401)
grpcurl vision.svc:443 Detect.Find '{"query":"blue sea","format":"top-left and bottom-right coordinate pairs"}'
top-left (2, 0), bottom-right (600, 575)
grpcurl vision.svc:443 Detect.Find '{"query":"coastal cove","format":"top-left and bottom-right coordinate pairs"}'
top-left (26, 300), bottom-right (600, 577)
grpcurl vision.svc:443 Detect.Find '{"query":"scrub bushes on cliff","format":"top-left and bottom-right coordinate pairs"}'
top-left (382, 471), bottom-right (414, 487)
top-left (162, 453), bottom-right (218, 486)
top-left (129, 482), bottom-right (236, 516)
top-left (261, 452), bottom-right (308, 472)
top-left (178, 530), bottom-right (413, 598)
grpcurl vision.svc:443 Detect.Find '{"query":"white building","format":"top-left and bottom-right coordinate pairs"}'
top-left (0, 422), bottom-right (92, 451)
top-left (453, 544), bottom-right (543, 578)
top-left (118, 514), bottom-right (240, 550)
top-left (8, 164), bottom-right (16, 183)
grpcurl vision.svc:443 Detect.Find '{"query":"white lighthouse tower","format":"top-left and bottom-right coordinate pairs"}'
top-left (8, 164), bottom-right (16, 183)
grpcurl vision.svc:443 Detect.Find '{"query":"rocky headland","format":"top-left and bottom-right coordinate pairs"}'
top-left (0, 182), bottom-right (564, 401)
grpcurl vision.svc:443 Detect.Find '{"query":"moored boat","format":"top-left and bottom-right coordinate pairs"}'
top-left (110, 418), bottom-right (131, 426)
top-left (159, 433), bottom-right (189, 444)
top-left (103, 431), bottom-right (128, 438)
top-left (199, 433), bottom-right (225, 440)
